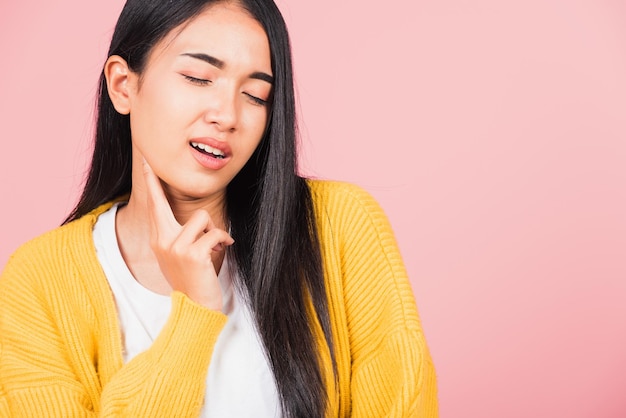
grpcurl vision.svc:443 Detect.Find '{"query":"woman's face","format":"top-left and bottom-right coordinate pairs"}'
top-left (126, 2), bottom-right (272, 200)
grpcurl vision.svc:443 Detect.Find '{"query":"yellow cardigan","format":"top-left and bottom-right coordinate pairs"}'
top-left (0, 180), bottom-right (438, 417)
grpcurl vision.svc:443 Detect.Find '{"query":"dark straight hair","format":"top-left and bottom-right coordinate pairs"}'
top-left (64, 0), bottom-right (336, 416)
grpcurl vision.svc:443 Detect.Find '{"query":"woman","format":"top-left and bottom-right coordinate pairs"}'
top-left (0, 0), bottom-right (438, 416)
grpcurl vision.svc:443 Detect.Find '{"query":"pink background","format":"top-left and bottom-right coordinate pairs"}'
top-left (1, 1), bottom-right (626, 416)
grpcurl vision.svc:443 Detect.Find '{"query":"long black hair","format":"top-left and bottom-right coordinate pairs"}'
top-left (64, 0), bottom-right (336, 416)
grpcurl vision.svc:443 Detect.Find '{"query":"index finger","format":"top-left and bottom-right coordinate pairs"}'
top-left (142, 159), bottom-right (180, 232)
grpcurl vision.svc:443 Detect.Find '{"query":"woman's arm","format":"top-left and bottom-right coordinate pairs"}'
top-left (99, 292), bottom-right (227, 416)
top-left (334, 183), bottom-right (439, 417)
top-left (0, 244), bottom-right (226, 417)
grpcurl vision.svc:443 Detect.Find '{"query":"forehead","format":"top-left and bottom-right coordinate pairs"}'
top-left (149, 3), bottom-right (272, 71)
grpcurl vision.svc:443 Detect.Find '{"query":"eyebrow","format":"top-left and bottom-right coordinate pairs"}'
top-left (181, 52), bottom-right (274, 84)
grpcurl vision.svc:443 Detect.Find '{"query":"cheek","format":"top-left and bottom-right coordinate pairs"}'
top-left (248, 115), bottom-right (268, 155)
top-left (233, 114), bottom-right (266, 165)
top-left (131, 87), bottom-right (196, 141)
top-left (244, 108), bottom-right (269, 139)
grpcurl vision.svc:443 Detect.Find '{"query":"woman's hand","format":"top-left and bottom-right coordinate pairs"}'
top-left (143, 161), bottom-right (234, 310)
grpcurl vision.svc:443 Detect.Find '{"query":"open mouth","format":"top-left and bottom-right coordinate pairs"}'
top-left (190, 141), bottom-right (226, 159)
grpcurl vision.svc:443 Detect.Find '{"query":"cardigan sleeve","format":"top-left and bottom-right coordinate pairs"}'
top-left (99, 292), bottom-right (227, 416)
top-left (334, 183), bottom-right (438, 417)
top-left (0, 343), bottom-right (8, 416)
top-left (0, 240), bottom-right (227, 417)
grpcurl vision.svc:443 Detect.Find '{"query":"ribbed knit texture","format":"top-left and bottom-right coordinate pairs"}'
top-left (0, 180), bottom-right (438, 417)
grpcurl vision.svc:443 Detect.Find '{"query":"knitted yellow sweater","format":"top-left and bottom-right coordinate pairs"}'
top-left (0, 180), bottom-right (438, 417)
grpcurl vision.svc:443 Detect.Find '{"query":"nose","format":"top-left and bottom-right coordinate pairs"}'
top-left (204, 84), bottom-right (238, 132)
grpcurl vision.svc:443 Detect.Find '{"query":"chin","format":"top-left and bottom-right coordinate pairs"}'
top-left (164, 180), bottom-right (228, 201)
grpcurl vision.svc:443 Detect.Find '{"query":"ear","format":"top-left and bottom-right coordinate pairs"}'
top-left (104, 55), bottom-right (135, 115)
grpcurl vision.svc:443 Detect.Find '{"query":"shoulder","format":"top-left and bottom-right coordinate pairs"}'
top-left (4, 220), bottom-right (87, 270)
top-left (307, 179), bottom-right (395, 239)
top-left (308, 179), bottom-right (379, 207)
top-left (307, 179), bottom-right (387, 221)
top-left (0, 220), bottom-right (83, 316)
top-left (0, 200), bottom-right (116, 289)
top-left (307, 181), bottom-right (423, 333)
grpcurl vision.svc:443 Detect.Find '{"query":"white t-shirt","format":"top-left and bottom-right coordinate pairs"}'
top-left (93, 203), bottom-right (281, 417)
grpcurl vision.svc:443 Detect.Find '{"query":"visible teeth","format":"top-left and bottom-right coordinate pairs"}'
top-left (191, 141), bottom-right (225, 157)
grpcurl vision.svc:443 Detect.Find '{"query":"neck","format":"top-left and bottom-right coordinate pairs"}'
top-left (114, 170), bottom-right (228, 293)
top-left (119, 178), bottom-right (228, 237)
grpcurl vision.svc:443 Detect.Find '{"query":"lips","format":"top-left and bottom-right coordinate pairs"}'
top-left (191, 141), bottom-right (225, 159)
top-left (189, 137), bottom-right (232, 170)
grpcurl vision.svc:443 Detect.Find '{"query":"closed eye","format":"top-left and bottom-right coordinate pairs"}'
top-left (244, 92), bottom-right (267, 106)
top-left (182, 74), bottom-right (211, 86)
